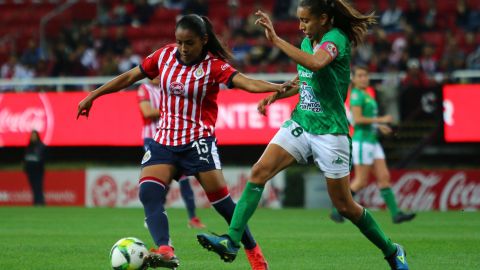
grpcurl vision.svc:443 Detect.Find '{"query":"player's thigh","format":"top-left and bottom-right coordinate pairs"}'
top-left (140, 139), bottom-right (177, 184)
top-left (269, 120), bottom-right (311, 165)
top-left (251, 143), bottom-right (297, 184)
top-left (196, 169), bottom-right (227, 193)
top-left (140, 164), bottom-right (176, 185)
top-left (311, 134), bottom-right (351, 179)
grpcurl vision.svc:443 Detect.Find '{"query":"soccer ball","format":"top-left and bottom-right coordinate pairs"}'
top-left (110, 237), bottom-right (149, 270)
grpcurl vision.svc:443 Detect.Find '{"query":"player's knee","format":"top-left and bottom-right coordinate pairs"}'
top-left (250, 162), bottom-right (272, 184)
top-left (139, 182), bottom-right (165, 206)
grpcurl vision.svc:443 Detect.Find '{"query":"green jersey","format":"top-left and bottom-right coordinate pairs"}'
top-left (350, 87), bottom-right (378, 143)
top-left (291, 28), bottom-right (350, 135)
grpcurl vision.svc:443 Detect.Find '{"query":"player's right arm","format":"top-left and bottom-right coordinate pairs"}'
top-left (77, 66), bottom-right (146, 119)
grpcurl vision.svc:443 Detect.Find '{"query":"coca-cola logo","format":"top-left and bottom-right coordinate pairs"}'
top-left (355, 170), bottom-right (480, 211)
top-left (0, 93), bottom-right (54, 145)
top-left (92, 175), bottom-right (118, 207)
top-left (440, 172), bottom-right (480, 211)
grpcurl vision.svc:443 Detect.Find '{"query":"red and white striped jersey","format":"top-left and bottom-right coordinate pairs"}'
top-left (137, 83), bottom-right (161, 139)
top-left (139, 44), bottom-right (238, 146)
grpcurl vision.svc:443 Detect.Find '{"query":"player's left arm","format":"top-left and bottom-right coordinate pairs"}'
top-left (231, 73), bottom-right (283, 93)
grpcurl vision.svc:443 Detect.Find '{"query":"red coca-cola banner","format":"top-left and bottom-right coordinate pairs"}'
top-left (443, 84), bottom-right (480, 142)
top-left (355, 170), bottom-right (480, 211)
top-left (0, 170), bottom-right (85, 206)
top-left (0, 91), bottom-right (297, 146)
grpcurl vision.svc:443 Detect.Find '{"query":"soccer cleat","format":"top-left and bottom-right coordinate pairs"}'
top-left (245, 245), bottom-right (269, 270)
top-left (385, 243), bottom-right (409, 270)
top-left (329, 211), bottom-right (345, 223)
top-left (188, 217), bottom-right (206, 229)
top-left (197, 233), bottom-right (239, 263)
top-left (393, 212), bottom-right (416, 224)
top-left (144, 245), bottom-right (180, 269)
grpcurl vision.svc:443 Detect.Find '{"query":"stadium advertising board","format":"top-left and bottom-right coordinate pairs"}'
top-left (443, 84), bottom-right (480, 142)
top-left (0, 170), bottom-right (85, 206)
top-left (85, 167), bottom-right (285, 208)
top-left (355, 170), bottom-right (480, 211)
top-left (0, 91), bottom-right (297, 146)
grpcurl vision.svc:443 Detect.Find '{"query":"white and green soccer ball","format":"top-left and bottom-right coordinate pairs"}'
top-left (110, 237), bottom-right (149, 270)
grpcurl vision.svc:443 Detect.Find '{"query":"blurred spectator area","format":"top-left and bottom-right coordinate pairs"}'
top-left (1, 0), bottom-right (480, 78)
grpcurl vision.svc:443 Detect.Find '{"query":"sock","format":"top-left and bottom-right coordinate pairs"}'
top-left (207, 187), bottom-right (257, 249)
top-left (178, 176), bottom-right (196, 219)
top-left (353, 208), bottom-right (397, 257)
top-left (139, 177), bottom-right (170, 247)
top-left (380, 187), bottom-right (400, 217)
top-left (228, 182), bottom-right (264, 245)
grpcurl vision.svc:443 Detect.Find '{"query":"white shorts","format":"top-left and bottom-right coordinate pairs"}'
top-left (352, 141), bottom-right (385, 165)
top-left (270, 120), bottom-right (351, 179)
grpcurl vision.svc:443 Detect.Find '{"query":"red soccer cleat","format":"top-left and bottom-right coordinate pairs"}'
top-left (245, 245), bottom-right (269, 270)
top-left (144, 245), bottom-right (180, 269)
top-left (188, 217), bottom-right (206, 229)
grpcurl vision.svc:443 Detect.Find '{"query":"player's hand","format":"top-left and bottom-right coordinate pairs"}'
top-left (379, 114), bottom-right (393, 124)
top-left (77, 95), bottom-right (94, 119)
top-left (255, 10), bottom-right (278, 43)
top-left (378, 124), bottom-right (393, 135)
top-left (281, 79), bottom-right (298, 92)
top-left (258, 93), bottom-right (278, 116)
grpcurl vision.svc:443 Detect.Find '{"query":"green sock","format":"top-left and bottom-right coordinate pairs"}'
top-left (380, 187), bottom-right (400, 217)
top-left (354, 208), bottom-right (397, 257)
top-left (228, 182), bottom-right (264, 245)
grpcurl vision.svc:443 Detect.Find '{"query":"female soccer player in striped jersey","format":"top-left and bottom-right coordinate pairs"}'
top-left (197, 1), bottom-right (409, 269)
top-left (330, 66), bottom-right (416, 224)
top-left (137, 78), bottom-right (206, 229)
top-left (78, 14), bottom-right (282, 270)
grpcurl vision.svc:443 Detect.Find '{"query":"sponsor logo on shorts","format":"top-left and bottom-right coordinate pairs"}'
top-left (332, 156), bottom-right (344, 165)
top-left (142, 150), bottom-right (151, 164)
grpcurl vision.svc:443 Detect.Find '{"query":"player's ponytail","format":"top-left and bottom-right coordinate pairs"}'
top-left (200, 16), bottom-right (233, 61)
top-left (176, 14), bottom-right (233, 61)
top-left (299, 0), bottom-right (376, 46)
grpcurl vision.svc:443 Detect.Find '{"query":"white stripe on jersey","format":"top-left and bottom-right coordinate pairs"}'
top-left (181, 65), bottom-right (195, 145)
top-left (172, 65), bottom-right (187, 146)
top-left (155, 48), bottom-right (177, 143)
top-left (196, 60), bottom-right (212, 141)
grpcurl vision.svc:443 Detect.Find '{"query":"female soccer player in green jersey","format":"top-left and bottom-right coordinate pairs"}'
top-left (197, 1), bottom-right (409, 269)
top-left (330, 66), bottom-right (416, 225)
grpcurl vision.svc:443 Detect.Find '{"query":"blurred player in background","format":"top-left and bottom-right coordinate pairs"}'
top-left (330, 66), bottom-right (416, 224)
top-left (78, 14), bottom-right (284, 270)
top-left (137, 77), bottom-right (206, 229)
top-left (197, 1), bottom-right (410, 269)
top-left (23, 130), bottom-right (46, 206)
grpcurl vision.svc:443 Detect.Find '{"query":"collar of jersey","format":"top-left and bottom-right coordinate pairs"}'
top-left (175, 48), bottom-right (208, 66)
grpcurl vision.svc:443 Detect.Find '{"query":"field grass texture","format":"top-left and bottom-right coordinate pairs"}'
top-left (1, 207), bottom-right (479, 269)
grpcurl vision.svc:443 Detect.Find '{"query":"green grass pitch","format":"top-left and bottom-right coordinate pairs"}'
top-left (1, 207), bottom-right (479, 269)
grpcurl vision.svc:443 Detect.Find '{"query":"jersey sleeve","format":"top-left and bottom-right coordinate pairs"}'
top-left (317, 29), bottom-right (347, 60)
top-left (137, 84), bottom-right (150, 103)
top-left (210, 59), bottom-right (238, 88)
top-left (140, 49), bottom-right (162, 79)
top-left (350, 89), bottom-right (363, 107)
